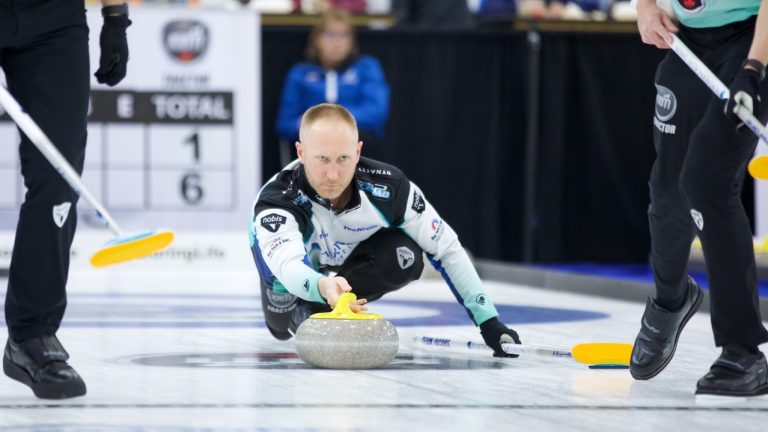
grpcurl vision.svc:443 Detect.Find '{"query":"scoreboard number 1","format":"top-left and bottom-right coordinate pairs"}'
top-left (184, 131), bottom-right (201, 162)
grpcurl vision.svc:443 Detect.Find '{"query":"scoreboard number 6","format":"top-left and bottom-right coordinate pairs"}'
top-left (181, 173), bottom-right (203, 205)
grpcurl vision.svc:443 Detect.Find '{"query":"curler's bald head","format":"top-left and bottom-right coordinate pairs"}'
top-left (299, 103), bottom-right (359, 144)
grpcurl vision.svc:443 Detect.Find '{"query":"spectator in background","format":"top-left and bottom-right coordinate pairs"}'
top-left (293, 0), bottom-right (367, 14)
top-left (514, 0), bottom-right (609, 19)
top-left (275, 9), bottom-right (389, 164)
top-left (544, 0), bottom-right (607, 18)
top-left (393, 0), bottom-right (475, 28)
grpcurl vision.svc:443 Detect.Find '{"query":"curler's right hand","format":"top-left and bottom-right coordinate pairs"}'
top-left (318, 276), bottom-right (368, 312)
top-left (636, 0), bottom-right (678, 49)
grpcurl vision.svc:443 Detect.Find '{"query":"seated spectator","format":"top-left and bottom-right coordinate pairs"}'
top-left (275, 9), bottom-right (389, 164)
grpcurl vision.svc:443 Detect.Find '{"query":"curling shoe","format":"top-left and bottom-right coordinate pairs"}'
top-left (630, 276), bottom-right (703, 380)
top-left (288, 300), bottom-right (331, 336)
top-left (3, 334), bottom-right (86, 399)
top-left (696, 345), bottom-right (768, 396)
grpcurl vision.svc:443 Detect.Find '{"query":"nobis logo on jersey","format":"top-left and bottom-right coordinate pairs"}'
top-left (677, 0), bottom-right (705, 13)
top-left (261, 213), bottom-right (287, 233)
top-left (163, 21), bottom-right (209, 62)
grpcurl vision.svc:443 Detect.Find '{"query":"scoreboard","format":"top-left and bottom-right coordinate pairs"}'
top-left (0, 6), bottom-right (260, 233)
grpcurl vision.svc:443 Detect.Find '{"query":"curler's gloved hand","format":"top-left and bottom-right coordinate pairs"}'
top-left (94, 14), bottom-right (131, 86)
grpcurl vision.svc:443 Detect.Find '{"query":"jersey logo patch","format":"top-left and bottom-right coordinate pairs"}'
top-left (677, 0), bottom-right (705, 13)
top-left (655, 84), bottom-right (677, 121)
top-left (261, 213), bottom-right (287, 233)
top-left (52, 202), bottom-right (72, 228)
top-left (412, 191), bottom-right (425, 214)
top-left (358, 181), bottom-right (392, 200)
top-left (690, 209), bottom-right (704, 231)
top-left (396, 246), bottom-right (416, 270)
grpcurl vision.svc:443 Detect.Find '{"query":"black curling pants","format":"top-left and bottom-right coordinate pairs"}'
top-left (1, 0), bottom-right (89, 341)
top-left (648, 17), bottom-right (768, 348)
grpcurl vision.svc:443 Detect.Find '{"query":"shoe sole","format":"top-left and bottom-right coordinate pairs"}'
top-left (3, 355), bottom-right (86, 399)
top-left (696, 383), bottom-right (768, 397)
top-left (630, 286), bottom-right (704, 380)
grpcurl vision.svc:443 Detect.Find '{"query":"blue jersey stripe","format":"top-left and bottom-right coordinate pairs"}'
top-left (429, 255), bottom-right (477, 324)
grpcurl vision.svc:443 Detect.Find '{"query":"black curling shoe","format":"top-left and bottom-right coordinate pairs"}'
top-left (630, 276), bottom-right (703, 380)
top-left (696, 346), bottom-right (768, 397)
top-left (3, 335), bottom-right (86, 399)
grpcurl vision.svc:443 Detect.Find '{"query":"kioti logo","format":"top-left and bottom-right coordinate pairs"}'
top-left (678, 0), bottom-right (704, 13)
top-left (163, 20), bottom-right (209, 62)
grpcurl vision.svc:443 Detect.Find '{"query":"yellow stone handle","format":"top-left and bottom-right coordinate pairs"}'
top-left (310, 292), bottom-right (384, 320)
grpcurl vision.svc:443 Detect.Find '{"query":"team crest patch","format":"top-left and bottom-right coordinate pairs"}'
top-left (52, 202), bottom-right (72, 228)
top-left (261, 213), bottom-right (287, 233)
top-left (396, 246), bottom-right (415, 270)
top-left (677, 0), bottom-right (705, 13)
top-left (690, 209), bottom-right (704, 231)
top-left (412, 191), bottom-right (425, 214)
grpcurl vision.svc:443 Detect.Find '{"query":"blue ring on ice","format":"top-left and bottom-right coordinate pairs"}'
top-left (0, 294), bottom-right (607, 328)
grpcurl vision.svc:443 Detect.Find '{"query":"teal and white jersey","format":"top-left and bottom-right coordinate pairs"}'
top-left (671, 0), bottom-right (760, 28)
top-left (250, 157), bottom-right (500, 326)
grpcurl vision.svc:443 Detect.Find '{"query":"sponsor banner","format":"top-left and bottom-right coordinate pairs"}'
top-left (0, 230), bottom-right (254, 270)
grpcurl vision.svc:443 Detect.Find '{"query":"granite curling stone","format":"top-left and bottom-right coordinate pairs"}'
top-left (294, 293), bottom-right (399, 369)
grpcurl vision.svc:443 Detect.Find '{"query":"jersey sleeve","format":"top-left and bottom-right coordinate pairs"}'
top-left (250, 207), bottom-right (325, 303)
top-left (397, 181), bottom-right (499, 326)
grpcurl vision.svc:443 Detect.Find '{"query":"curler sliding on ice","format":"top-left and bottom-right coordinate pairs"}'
top-left (0, 84), bottom-right (173, 267)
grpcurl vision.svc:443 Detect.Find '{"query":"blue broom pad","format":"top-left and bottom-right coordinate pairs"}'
top-left (103, 231), bottom-right (157, 247)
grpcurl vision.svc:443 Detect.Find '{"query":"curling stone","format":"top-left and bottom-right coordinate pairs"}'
top-left (294, 292), bottom-right (398, 369)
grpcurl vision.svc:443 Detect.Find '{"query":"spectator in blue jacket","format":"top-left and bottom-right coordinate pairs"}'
top-left (276, 9), bottom-right (389, 163)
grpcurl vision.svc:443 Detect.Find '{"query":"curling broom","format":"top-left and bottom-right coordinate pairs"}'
top-left (668, 34), bottom-right (768, 180)
top-left (412, 335), bottom-right (632, 367)
top-left (0, 84), bottom-right (173, 267)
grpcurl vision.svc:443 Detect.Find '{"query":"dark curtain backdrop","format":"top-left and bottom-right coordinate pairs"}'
top-left (534, 32), bottom-right (665, 262)
top-left (263, 28), bottom-right (528, 261)
top-left (261, 27), bottom-right (756, 263)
